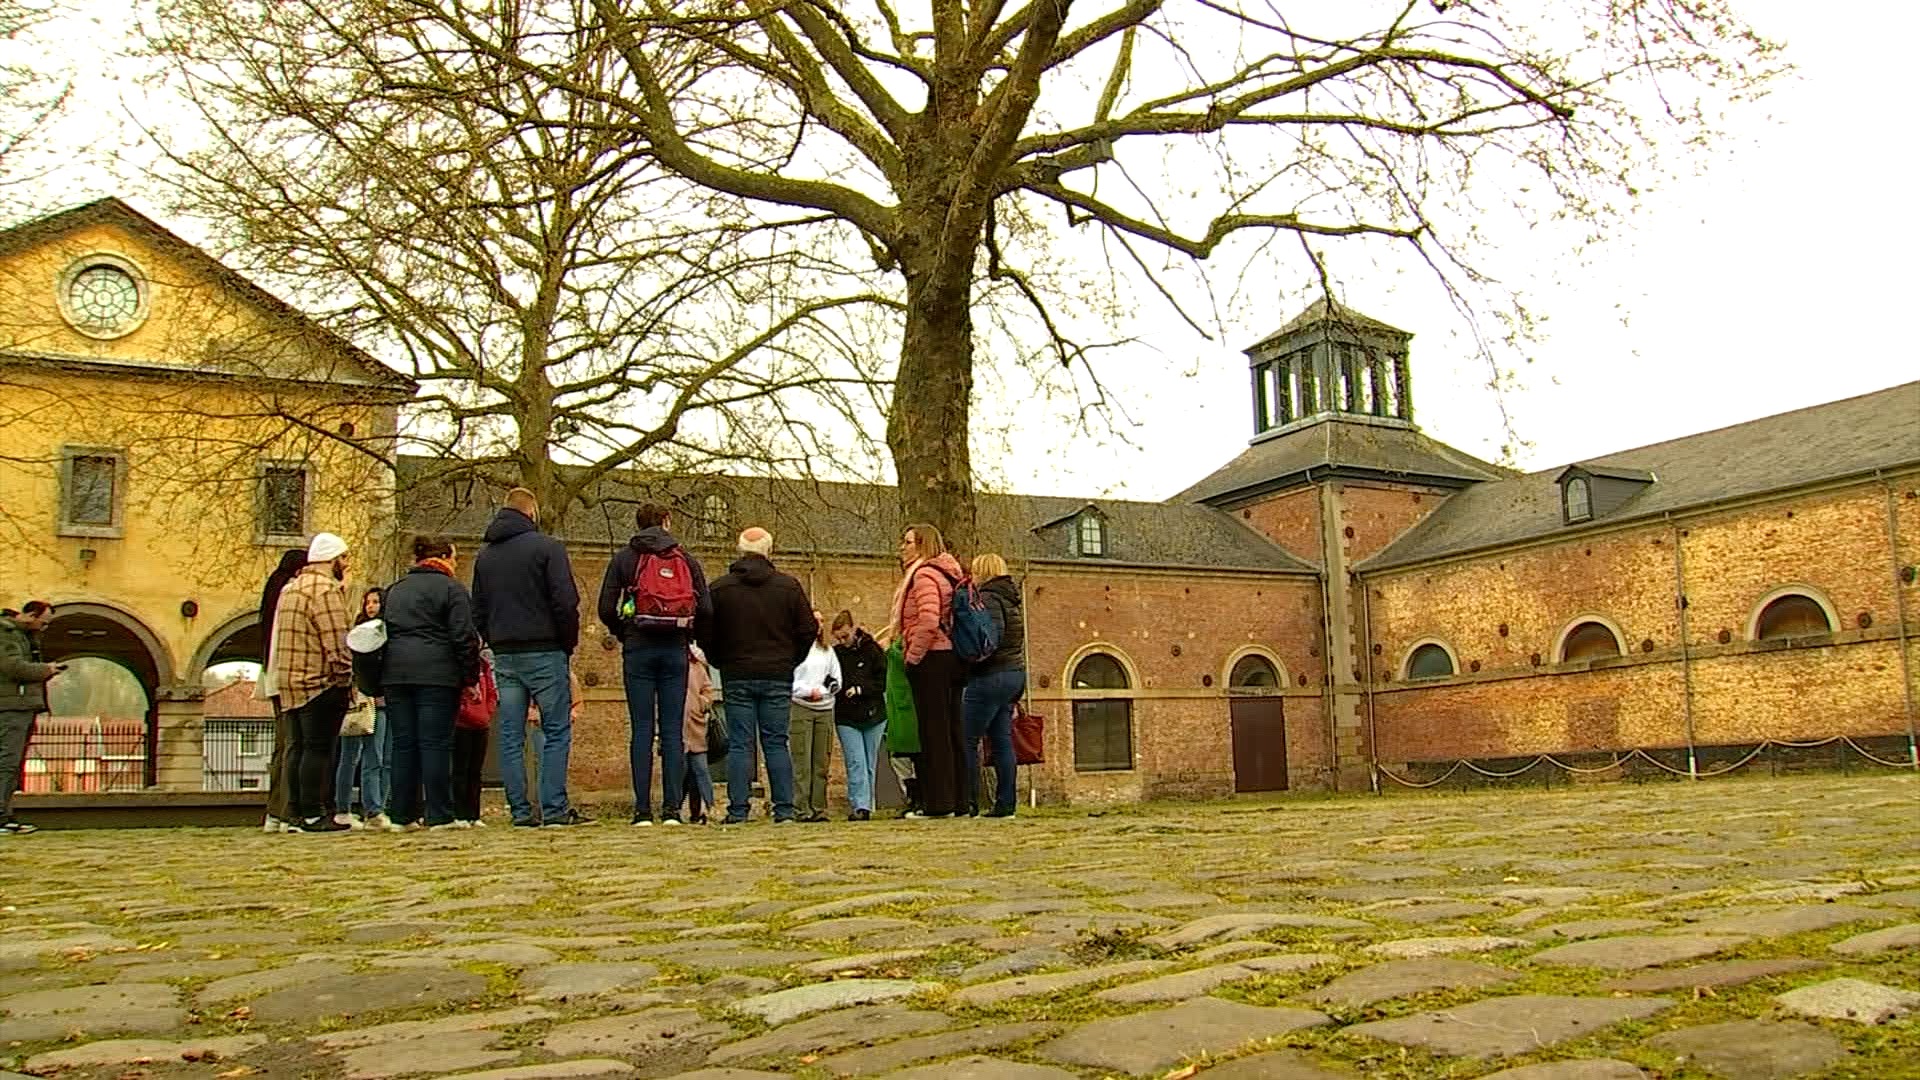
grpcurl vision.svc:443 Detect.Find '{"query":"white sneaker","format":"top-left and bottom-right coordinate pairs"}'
top-left (631, 819), bottom-right (654, 828)
top-left (903, 811), bottom-right (930, 820)
top-left (366, 813), bottom-right (393, 831)
top-left (465, 819), bottom-right (486, 828)
top-left (428, 822), bottom-right (463, 831)
top-left (332, 813), bottom-right (354, 828)
top-left (661, 818), bottom-right (682, 827)
top-left (262, 816), bottom-right (285, 834)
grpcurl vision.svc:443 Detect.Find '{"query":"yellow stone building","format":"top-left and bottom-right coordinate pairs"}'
top-left (0, 198), bottom-right (413, 792)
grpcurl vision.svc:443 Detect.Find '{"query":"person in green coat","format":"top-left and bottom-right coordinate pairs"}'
top-left (882, 632), bottom-right (921, 815)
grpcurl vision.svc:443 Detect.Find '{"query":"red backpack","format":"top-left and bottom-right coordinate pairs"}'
top-left (621, 546), bottom-right (698, 629)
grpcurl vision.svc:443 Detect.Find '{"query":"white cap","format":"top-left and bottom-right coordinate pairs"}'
top-left (308, 532), bottom-right (349, 562)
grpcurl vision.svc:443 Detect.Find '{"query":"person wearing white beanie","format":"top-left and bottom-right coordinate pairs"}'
top-left (308, 532), bottom-right (350, 564)
top-left (268, 531), bottom-right (355, 832)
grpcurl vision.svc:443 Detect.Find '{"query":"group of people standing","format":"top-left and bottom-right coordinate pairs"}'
top-left (250, 491), bottom-right (1029, 832)
top-left (257, 489), bottom-right (590, 833)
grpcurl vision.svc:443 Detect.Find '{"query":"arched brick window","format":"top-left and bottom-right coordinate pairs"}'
top-left (1559, 621), bottom-right (1623, 663)
top-left (1070, 652), bottom-right (1132, 772)
top-left (1755, 593), bottom-right (1833, 640)
top-left (1404, 642), bottom-right (1456, 681)
top-left (1228, 654), bottom-right (1280, 690)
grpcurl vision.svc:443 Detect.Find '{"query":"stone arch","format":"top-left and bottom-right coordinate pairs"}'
top-left (1553, 614), bottom-right (1628, 664)
top-left (1745, 585), bottom-right (1840, 641)
top-left (41, 600), bottom-right (175, 691)
top-left (1061, 641), bottom-right (1142, 694)
top-left (1222, 645), bottom-right (1288, 693)
top-left (1400, 637), bottom-right (1459, 681)
top-left (188, 610), bottom-right (263, 677)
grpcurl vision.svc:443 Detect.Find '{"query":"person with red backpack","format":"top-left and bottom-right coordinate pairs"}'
top-left (597, 503), bottom-right (712, 826)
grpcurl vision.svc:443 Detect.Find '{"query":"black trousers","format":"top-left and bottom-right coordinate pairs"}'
top-left (905, 650), bottom-right (964, 816)
top-left (452, 725), bottom-right (488, 822)
top-left (287, 686), bottom-right (349, 821)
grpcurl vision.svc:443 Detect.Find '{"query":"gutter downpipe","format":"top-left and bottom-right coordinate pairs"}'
top-left (1360, 572), bottom-right (1380, 793)
top-left (1665, 513), bottom-right (1699, 780)
top-left (1877, 471), bottom-right (1920, 769)
top-left (1307, 466), bottom-right (1340, 791)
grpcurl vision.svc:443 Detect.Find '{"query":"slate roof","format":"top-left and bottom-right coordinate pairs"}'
top-left (1362, 381), bottom-right (1920, 571)
top-left (0, 198), bottom-right (416, 395)
top-left (1177, 417), bottom-right (1512, 505)
top-left (397, 459), bottom-right (1316, 574)
top-left (1247, 296), bottom-right (1410, 353)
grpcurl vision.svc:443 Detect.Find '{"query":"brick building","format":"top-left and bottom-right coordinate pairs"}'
top-left (407, 299), bottom-right (1920, 804)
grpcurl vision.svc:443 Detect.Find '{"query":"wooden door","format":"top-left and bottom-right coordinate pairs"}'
top-left (1230, 697), bottom-right (1288, 792)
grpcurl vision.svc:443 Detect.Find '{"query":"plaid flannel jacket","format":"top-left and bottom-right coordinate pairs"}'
top-left (272, 564), bottom-right (352, 710)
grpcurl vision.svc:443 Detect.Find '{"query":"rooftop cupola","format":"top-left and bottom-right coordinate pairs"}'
top-left (1244, 296), bottom-right (1414, 441)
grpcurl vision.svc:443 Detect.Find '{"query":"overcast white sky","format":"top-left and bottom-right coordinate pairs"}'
top-left (14, 0), bottom-right (1917, 503)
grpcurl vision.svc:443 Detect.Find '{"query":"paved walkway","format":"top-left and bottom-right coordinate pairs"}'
top-left (2, 774), bottom-right (1918, 1079)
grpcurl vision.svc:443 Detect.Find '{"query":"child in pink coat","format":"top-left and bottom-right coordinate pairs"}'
top-left (681, 645), bottom-right (717, 823)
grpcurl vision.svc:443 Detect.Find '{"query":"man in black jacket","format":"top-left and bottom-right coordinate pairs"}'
top-left (705, 527), bottom-right (817, 824)
top-left (471, 488), bottom-right (587, 827)
top-left (597, 503), bottom-right (711, 826)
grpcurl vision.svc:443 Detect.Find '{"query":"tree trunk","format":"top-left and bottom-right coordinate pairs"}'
top-left (888, 260), bottom-right (978, 555)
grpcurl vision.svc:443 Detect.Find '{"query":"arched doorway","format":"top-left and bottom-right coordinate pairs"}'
top-left (1225, 650), bottom-right (1287, 793)
top-left (39, 604), bottom-right (171, 790)
top-left (193, 614), bottom-right (273, 792)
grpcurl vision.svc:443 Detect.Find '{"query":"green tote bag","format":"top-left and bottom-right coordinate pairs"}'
top-left (884, 637), bottom-right (921, 754)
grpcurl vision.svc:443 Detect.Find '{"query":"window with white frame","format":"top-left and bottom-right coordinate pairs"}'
top-left (1076, 513), bottom-right (1107, 557)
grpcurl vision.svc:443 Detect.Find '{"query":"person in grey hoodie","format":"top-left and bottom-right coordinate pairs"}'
top-left (960, 554), bottom-right (1025, 818)
top-left (597, 503), bottom-right (711, 826)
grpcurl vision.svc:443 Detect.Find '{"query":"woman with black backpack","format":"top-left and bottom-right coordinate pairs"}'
top-left (831, 611), bottom-right (887, 821)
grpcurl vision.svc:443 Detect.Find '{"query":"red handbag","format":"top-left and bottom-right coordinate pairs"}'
top-left (456, 657), bottom-right (498, 731)
top-left (1012, 702), bottom-right (1044, 765)
top-left (973, 702), bottom-right (1045, 767)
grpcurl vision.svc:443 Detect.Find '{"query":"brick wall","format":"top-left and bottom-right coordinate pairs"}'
top-left (1237, 487), bottom-right (1322, 565)
top-left (1338, 482), bottom-right (1454, 563)
top-left (1362, 479), bottom-right (1920, 768)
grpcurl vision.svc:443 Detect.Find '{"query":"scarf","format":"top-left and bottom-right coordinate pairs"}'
top-left (887, 557), bottom-right (926, 639)
top-left (419, 556), bottom-right (457, 578)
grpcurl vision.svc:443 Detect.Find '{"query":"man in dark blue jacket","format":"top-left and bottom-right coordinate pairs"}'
top-left (597, 503), bottom-right (711, 825)
top-left (472, 488), bottom-right (588, 827)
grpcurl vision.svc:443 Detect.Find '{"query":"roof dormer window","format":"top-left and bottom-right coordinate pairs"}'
top-left (1076, 513), bottom-right (1108, 557)
top-left (1563, 476), bottom-right (1593, 524)
top-left (1557, 464), bottom-right (1653, 526)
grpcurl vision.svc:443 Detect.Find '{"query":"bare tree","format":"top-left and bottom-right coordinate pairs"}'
top-left (362, 0), bottom-right (1780, 548)
top-left (0, 0), bottom-right (72, 208)
top-left (146, 0), bottom-right (900, 529)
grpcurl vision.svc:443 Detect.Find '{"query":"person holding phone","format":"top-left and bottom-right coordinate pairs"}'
top-left (0, 600), bottom-right (63, 836)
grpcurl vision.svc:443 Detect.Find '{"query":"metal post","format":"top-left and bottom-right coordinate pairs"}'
top-left (1879, 473), bottom-right (1920, 769)
top-left (1667, 516), bottom-right (1699, 779)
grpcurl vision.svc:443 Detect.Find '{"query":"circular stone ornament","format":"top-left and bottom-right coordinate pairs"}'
top-left (57, 253), bottom-right (151, 339)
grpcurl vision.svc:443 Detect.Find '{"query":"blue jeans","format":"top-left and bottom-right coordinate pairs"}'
top-left (836, 722), bottom-right (885, 813)
top-left (493, 650), bottom-right (574, 824)
top-left (681, 752), bottom-right (714, 821)
top-left (622, 638), bottom-right (688, 820)
top-left (723, 678), bottom-right (795, 821)
top-left (333, 705), bottom-right (388, 816)
top-left (963, 668), bottom-right (1025, 815)
top-left (386, 684), bottom-right (458, 827)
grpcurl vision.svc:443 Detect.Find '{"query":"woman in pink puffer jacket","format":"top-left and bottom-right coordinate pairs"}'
top-left (889, 522), bottom-right (966, 818)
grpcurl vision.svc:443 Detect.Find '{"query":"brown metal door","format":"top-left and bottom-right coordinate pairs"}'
top-left (1230, 697), bottom-right (1288, 792)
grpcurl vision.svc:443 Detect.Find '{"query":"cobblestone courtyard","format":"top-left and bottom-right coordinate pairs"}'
top-left (2, 775), bottom-right (1918, 1080)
